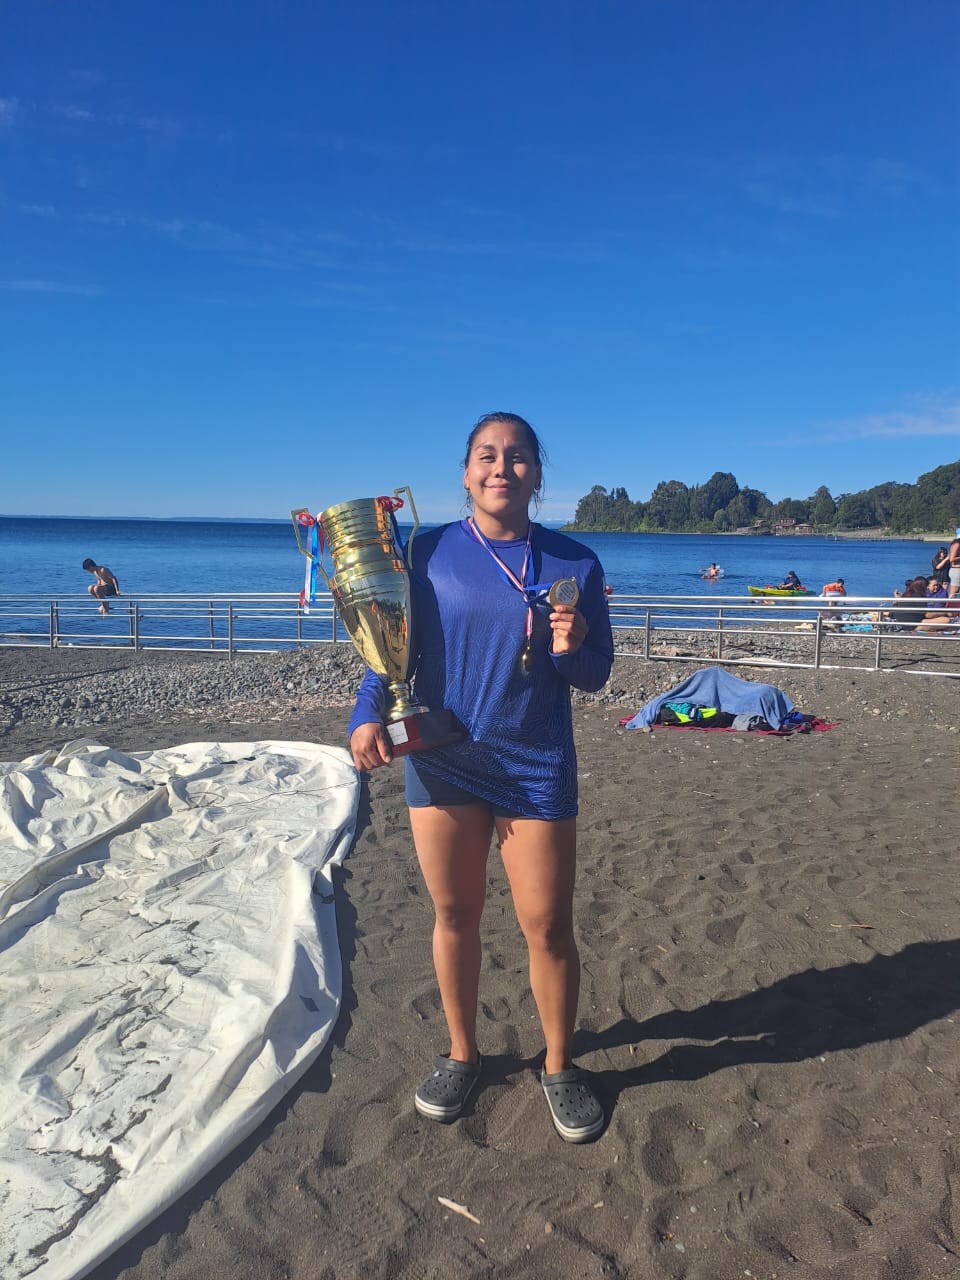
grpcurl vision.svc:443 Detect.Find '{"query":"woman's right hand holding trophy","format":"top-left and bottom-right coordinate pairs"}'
top-left (350, 721), bottom-right (394, 772)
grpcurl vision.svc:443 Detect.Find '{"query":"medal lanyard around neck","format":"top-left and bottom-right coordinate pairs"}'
top-left (466, 517), bottom-right (534, 651)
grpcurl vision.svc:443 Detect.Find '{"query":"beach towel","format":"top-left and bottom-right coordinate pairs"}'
top-left (0, 738), bottom-right (359, 1280)
top-left (620, 666), bottom-right (797, 731)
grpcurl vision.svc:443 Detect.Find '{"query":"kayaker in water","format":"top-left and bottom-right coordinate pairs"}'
top-left (702, 563), bottom-right (721, 580)
top-left (779, 570), bottom-right (804, 590)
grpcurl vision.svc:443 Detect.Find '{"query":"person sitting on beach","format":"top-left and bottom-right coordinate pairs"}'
top-left (779, 570), bottom-right (803, 590)
top-left (888, 576), bottom-right (929, 630)
top-left (915, 597), bottom-right (960, 634)
top-left (349, 412), bottom-right (613, 1143)
top-left (82, 558), bottom-right (121, 615)
top-left (925, 577), bottom-right (947, 604)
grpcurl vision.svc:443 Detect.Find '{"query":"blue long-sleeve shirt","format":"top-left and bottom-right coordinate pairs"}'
top-left (348, 520), bottom-right (613, 818)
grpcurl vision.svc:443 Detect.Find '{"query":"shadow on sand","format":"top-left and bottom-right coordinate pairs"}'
top-left (577, 938), bottom-right (959, 1100)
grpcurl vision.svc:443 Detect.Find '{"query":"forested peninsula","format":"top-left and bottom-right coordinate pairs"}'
top-left (565, 460), bottom-right (960, 535)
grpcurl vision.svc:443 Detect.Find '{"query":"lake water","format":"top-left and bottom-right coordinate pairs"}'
top-left (0, 516), bottom-right (939, 602)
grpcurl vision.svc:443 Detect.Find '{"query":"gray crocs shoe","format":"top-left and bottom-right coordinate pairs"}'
top-left (541, 1067), bottom-right (604, 1143)
top-left (415, 1054), bottom-right (482, 1122)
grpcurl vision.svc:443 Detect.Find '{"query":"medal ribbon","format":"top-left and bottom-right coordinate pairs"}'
top-left (466, 517), bottom-right (534, 652)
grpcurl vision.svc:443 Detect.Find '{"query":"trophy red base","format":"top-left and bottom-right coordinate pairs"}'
top-left (386, 708), bottom-right (466, 757)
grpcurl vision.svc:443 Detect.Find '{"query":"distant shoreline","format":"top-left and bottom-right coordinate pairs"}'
top-left (562, 527), bottom-right (949, 542)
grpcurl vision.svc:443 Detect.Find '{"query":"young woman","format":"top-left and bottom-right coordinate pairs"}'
top-left (349, 412), bottom-right (613, 1142)
top-left (931, 546), bottom-right (950, 591)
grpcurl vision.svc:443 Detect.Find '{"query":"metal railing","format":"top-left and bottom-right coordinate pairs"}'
top-left (0, 593), bottom-right (340, 656)
top-left (608, 593), bottom-right (960, 678)
top-left (0, 591), bottom-right (957, 677)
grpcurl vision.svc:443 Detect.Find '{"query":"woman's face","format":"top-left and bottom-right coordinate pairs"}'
top-left (464, 420), bottom-right (541, 534)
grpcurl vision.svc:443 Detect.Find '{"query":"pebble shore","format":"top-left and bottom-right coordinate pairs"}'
top-left (1, 631), bottom-right (957, 743)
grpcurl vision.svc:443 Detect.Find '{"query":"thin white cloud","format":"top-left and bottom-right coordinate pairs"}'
top-left (135, 115), bottom-right (180, 135)
top-left (52, 104), bottom-right (179, 135)
top-left (20, 203), bottom-right (58, 218)
top-left (83, 211), bottom-right (129, 227)
top-left (1, 279), bottom-right (100, 296)
top-left (0, 97), bottom-right (18, 129)
top-left (818, 393), bottom-right (960, 442)
top-left (59, 104), bottom-right (96, 121)
top-left (818, 154), bottom-right (927, 191)
top-left (742, 181), bottom-right (840, 218)
top-left (80, 210), bottom-right (247, 252)
top-left (739, 150), bottom-right (929, 220)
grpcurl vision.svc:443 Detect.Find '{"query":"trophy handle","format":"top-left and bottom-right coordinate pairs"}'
top-left (393, 486), bottom-right (419, 570)
top-left (290, 509), bottom-right (333, 589)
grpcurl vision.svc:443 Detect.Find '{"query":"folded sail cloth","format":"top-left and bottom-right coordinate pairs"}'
top-left (620, 666), bottom-right (796, 731)
top-left (0, 738), bottom-right (359, 1280)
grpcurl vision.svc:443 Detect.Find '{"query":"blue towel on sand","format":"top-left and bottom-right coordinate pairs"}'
top-left (621, 666), bottom-right (796, 731)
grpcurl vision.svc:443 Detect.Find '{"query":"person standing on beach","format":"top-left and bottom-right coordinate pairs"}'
top-left (82, 558), bottom-right (121, 615)
top-left (349, 412), bottom-right (614, 1143)
top-left (947, 530), bottom-right (960, 599)
top-left (932, 546), bottom-right (950, 590)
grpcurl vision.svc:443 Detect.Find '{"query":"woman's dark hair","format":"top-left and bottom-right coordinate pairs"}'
top-left (82, 558), bottom-right (96, 571)
top-left (462, 411), bottom-right (547, 510)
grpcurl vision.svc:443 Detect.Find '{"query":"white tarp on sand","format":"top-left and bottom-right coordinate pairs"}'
top-left (0, 738), bottom-right (359, 1280)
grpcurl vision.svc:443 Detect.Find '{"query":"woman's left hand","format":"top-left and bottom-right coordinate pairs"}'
top-left (549, 603), bottom-right (588, 655)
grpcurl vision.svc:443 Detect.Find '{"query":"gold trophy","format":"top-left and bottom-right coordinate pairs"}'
top-left (291, 486), bottom-right (465, 757)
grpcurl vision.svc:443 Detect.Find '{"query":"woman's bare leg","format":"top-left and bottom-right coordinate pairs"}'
top-left (497, 816), bottom-right (579, 1075)
top-left (409, 803), bottom-right (493, 1063)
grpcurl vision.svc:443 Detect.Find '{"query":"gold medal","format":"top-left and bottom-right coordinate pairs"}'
top-left (547, 578), bottom-right (580, 608)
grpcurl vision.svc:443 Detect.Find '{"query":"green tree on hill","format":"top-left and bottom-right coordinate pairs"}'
top-left (565, 459), bottom-right (959, 533)
top-left (644, 480), bottom-right (690, 529)
top-left (809, 485), bottom-right (836, 525)
top-left (691, 471), bottom-right (739, 524)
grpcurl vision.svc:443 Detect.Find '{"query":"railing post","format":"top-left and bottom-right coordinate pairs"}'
top-left (49, 602), bottom-right (57, 649)
top-left (813, 611), bottom-right (823, 669)
top-left (874, 627), bottom-right (882, 670)
top-left (128, 600), bottom-right (135, 647)
top-left (643, 608), bottom-right (650, 659)
top-left (297, 602), bottom-right (303, 647)
top-left (134, 603), bottom-right (141, 651)
top-left (208, 600), bottom-right (215, 650)
top-left (228, 605), bottom-right (234, 661)
top-left (333, 600), bottom-right (339, 643)
top-left (716, 606), bottom-right (724, 661)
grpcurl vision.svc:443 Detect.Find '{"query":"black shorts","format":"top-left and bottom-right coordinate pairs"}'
top-left (404, 758), bottom-right (523, 819)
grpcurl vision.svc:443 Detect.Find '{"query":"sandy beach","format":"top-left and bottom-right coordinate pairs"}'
top-left (2, 649), bottom-right (959, 1280)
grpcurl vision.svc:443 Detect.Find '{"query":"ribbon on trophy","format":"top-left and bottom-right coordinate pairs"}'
top-left (295, 511), bottom-right (324, 612)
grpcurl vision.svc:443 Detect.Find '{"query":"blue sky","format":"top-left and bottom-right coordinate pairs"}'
top-left (2, 0), bottom-right (958, 522)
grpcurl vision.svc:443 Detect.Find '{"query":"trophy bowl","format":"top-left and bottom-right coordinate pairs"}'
top-left (292, 488), bottom-right (465, 757)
